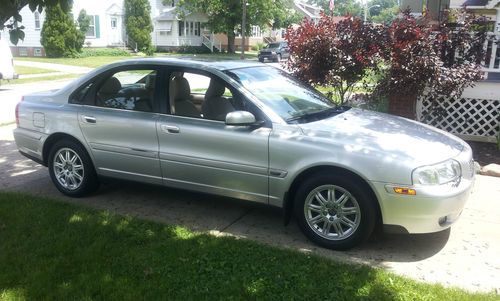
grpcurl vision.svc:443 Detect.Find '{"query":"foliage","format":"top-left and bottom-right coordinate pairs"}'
top-left (374, 9), bottom-right (488, 99)
top-left (76, 9), bottom-right (91, 38)
top-left (0, 0), bottom-right (72, 45)
top-left (78, 48), bottom-right (131, 58)
top-left (285, 14), bottom-right (386, 104)
top-left (1, 191), bottom-right (498, 300)
top-left (308, 0), bottom-right (363, 17)
top-left (371, 5), bottom-right (399, 24)
top-left (175, 0), bottom-right (291, 53)
top-left (124, 0), bottom-right (154, 54)
top-left (176, 45), bottom-right (212, 54)
top-left (40, 3), bottom-right (83, 57)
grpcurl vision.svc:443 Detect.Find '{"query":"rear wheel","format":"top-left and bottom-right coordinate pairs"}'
top-left (48, 140), bottom-right (99, 197)
top-left (294, 174), bottom-right (376, 250)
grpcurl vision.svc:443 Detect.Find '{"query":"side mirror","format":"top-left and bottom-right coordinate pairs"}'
top-left (225, 111), bottom-right (262, 126)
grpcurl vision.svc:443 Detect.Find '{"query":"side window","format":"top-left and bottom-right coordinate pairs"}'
top-left (70, 82), bottom-right (93, 104)
top-left (96, 69), bottom-right (157, 112)
top-left (168, 71), bottom-right (247, 121)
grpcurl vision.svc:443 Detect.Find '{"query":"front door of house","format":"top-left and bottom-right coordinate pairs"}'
top-left (109, 15), bottom-right (122, 45)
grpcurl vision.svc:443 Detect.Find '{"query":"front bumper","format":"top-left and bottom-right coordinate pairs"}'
top-left (373, 149), bottom-right (475, 234)
top-left (258, 53), bottom-right (278, 61)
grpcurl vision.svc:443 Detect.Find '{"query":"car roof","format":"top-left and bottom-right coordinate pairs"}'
top-left (103, 57), bottom-right (265, 72)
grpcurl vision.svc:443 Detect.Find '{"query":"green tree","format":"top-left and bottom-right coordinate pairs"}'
top-left (175, 0), bottom-right (290, 53)
top-left (124, 0), bottom-right (153, 54)
top-left (307, 0), bottom-right (363, 17)
top-left (368, 0), bottom-right (398, 23)
top-left (77, 9), bottom-right (91, 37)
top-left (40, 2), bottom-right (82, 57)
top-left (0, 0), bottom-right (72, 45)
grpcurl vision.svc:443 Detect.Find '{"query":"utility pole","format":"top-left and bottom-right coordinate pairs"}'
top-left (240, 0), bottom-right (247, 60)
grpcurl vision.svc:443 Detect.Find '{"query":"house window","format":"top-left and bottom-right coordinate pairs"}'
top-left (111, 17), bottom-right (117, 29)
top-left (34, 12), bottom-right (41, 30)
top-left (179, 21), bottom-right (184, 36)
top-left (194, 22), bottom-right (201, 36)
top-left (86, 15), bottom-right (100, 38)
top-left (19, 48), bottom-right (28, 56)
top-left (34, 48), bottom-right (42, 57)
top-left (251, 26), bottom-right (261, 37)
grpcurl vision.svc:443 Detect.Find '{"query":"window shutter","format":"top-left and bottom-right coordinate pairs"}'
top-left (95, 15), bottom-right (100, 38)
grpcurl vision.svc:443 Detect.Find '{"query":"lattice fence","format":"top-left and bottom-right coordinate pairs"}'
top-left (416, 94), bottom-right (500, 142)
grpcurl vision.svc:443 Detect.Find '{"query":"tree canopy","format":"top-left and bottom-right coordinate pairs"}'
top-left (40, 2), bottom-right (83, 57)
top-left (124, 0), bottom-right (154, 54)
top-left (0, 0), bottom-right (71, 45)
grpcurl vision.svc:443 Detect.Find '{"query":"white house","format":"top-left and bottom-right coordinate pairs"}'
top-left (1, 0), bottom-right (216, 55)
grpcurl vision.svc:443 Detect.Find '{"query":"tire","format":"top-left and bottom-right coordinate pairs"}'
top-left (48, 139), bottom-right (99, 197)
top-left (294, 174), bottom-right (376, 250)
top-left (259, 58), bottom-right (264, 63)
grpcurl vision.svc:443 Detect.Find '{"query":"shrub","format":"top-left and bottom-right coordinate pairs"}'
top-left (177, 45), bottom-right (211, 54)
top-left (124, 0), bottom-right (153, 53)
top-left (78, 48), bottom-right (131, 57)
top-left (285, 14), bottom-right (386, 104)
top-left (40, 3), bottom-right (84, 57)
top-left (374, 9), bottom-right (488, 99)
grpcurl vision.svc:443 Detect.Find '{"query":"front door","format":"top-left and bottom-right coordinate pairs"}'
top-left (157, 70), bottom-right (271, 203)
top-left (78, 67), bottom-right (162, 184)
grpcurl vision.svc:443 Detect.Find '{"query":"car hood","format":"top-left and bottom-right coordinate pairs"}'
top-left (298, 108), bottom-right (465, 166)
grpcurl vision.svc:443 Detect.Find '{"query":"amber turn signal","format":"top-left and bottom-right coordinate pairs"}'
top-left (393, 187), bottom-right (417, 195)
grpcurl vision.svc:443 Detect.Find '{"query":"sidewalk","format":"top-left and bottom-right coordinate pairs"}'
top-left (14, 60), bottom-right (92, 74)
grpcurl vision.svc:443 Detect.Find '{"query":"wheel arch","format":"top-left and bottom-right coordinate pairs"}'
top-left (42, 133), bottom-right (92, 166)
top-left (283, 165), bottom-right (382, 227)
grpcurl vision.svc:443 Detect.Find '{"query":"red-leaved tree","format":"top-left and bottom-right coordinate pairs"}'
top-left (285, 15), bottom-right (386, 104)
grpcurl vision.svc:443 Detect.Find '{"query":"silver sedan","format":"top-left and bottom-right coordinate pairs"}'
top-left (13, 58), bottom-right (474, 250)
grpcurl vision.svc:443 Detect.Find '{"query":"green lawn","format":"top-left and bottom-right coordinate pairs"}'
top-left (15, 56), bottom-right (134, 68)
top-left (5, 74), bottom-right (79, 85)
top-left (15, 52), bottom-right (259, 69)
top-left (0, 192), bottom-right (496, 300)
top-left (14, 65), bottom-right (54, 75)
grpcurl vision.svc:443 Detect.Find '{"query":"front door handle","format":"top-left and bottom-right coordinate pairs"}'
top-left (82, 115), bottom-right (96, 124)
top-left (161, 124), bottom-right (180, 134)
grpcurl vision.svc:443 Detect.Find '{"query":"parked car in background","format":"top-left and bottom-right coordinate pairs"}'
top-left (258, 42), bottom-right (290, 62)
top-left (13, 58), bottom-right (475, 250)
top-left (0, 38), bottom-right (18, 85)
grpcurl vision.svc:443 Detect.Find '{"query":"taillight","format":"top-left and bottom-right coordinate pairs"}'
top-left (15, 96), bottom-right (23, 127)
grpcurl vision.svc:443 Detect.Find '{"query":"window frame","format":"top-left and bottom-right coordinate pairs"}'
top-left (34, 12), bottom-right (41, 30)
top-left (163, 67), bottom-right (271, 127)
top-left (86, 15), bottom-right (96, 38)
top-left (110, 17), bottom-right (117, 29)
top-left (69, 65), bottom-right (166, 115)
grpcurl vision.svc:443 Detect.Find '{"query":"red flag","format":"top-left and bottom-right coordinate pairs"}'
top-left (329, 0), bottom-right (335, 11)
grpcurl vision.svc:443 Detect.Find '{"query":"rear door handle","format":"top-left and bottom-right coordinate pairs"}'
top-left (82, 115), bottom-right (96, 124)
top-left (161, 124), bottom-right (180, 134)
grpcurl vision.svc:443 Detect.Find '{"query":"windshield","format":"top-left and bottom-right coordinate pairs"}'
top-left (266, 43), bottom-right (281, 49)
top-left (225, 66), bottom-right (335, 122)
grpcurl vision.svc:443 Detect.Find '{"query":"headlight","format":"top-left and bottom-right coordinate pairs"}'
top-left (412, 159), bottom-right (461, 186)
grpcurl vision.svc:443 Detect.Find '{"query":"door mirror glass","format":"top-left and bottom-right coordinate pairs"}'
top-left (225, 111), bottom-right (258, 126)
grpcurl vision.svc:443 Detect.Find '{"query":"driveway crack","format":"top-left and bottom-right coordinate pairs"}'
top-left (220, 208), bottom-right (252, 232)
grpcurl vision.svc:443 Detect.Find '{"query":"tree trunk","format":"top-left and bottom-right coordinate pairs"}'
top-left (227, 31), bottom-right (236, 54)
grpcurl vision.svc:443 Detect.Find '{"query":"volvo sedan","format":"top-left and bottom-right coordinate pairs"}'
top-left (13, 58), bottom-right (475, 250)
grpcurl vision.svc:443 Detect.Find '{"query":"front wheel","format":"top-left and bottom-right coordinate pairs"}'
top-left (48, 140), bottom-right (99, 197)
top-left (294, 174), bottom-right (376, 250)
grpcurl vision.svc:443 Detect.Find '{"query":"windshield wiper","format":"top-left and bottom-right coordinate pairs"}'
top-left (286, 107), bottom-right (343, 123)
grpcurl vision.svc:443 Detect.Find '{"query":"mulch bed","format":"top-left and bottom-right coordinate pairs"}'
top-left (467, 141), bottom-right (500, 166)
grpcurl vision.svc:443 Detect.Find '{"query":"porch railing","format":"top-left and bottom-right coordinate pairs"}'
top-left (202, 33), bottom-right (222, 52)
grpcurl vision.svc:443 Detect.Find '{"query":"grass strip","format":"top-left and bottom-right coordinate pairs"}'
top-left (0, 191), bottom-right (495, 300)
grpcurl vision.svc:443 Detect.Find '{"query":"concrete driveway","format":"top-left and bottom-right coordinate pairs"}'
top-left (0, 124), bottom-right (498, 293)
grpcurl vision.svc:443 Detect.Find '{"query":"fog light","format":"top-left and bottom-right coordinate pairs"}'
top-left (393, 187), bottom-right (417, 195)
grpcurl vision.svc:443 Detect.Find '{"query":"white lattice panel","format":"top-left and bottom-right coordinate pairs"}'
top-left (417, 94), bottom-right (500, 142)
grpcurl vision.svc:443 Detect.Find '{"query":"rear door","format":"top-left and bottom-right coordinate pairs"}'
top-left (77, 66), bottom-right (163, 184)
